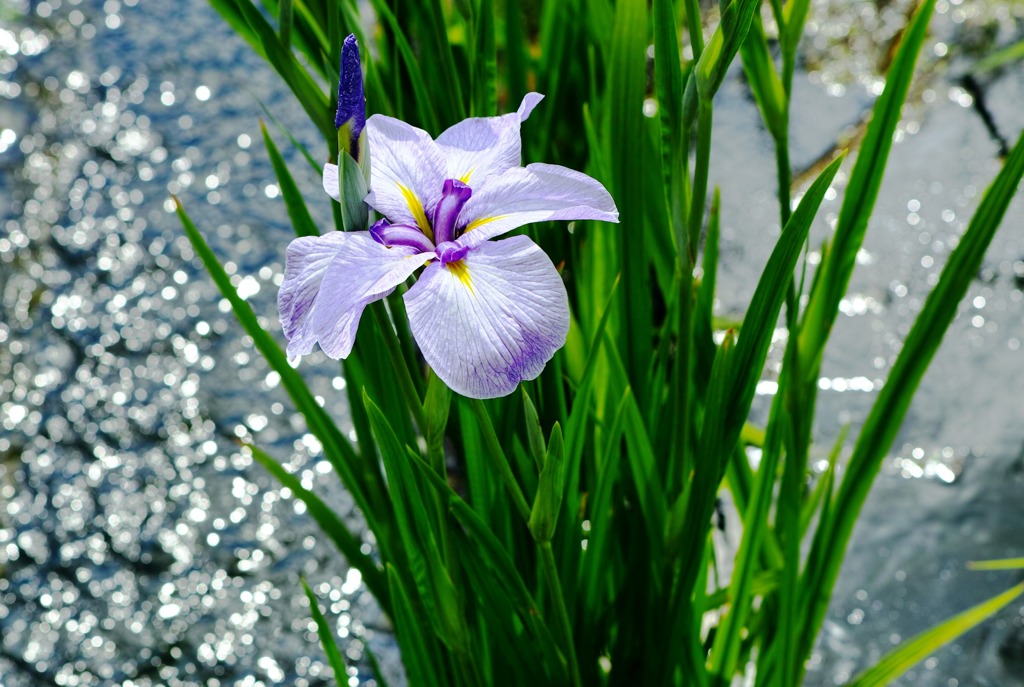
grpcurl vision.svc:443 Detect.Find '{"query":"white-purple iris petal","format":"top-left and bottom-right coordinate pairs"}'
top-left (280, 93), bottom-right (619, 398)
top-left (405, 236), bottom-right (570, 399)
top-left (278, 231), bottom-right (432, 360)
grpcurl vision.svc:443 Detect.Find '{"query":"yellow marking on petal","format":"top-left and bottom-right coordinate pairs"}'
top-left (463, 215), bottom-right (507, 233)
top-left (446, 260), bottom-right (474, 295)
top-left (458, 168), bottom-right (475, 184)
top-left (397, 182), bottom-right (434, 242)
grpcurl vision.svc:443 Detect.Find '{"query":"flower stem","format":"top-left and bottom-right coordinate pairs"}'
top-left (370, 301), bottom-right (426, 432)
top-left (688, 100), bottom-right (713, 251)
top-left (538, 540), bottom-right (581, 687)
top-left (469, 398), bottom-right (531, 522)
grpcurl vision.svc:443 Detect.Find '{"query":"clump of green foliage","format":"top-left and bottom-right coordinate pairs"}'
top-left (178, 0), bottom-right (1024, 685)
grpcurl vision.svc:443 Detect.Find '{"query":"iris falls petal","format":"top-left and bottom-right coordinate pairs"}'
top-left (435, 92), bottom-right (544, 187)
top-left (404, 235), bottom-right (569, 399)
top-left (280, 231), bottom-right (432, 361)
top-left (456, 162), bottom-right (619, 248)
top-left (278, 231), bottom-right (350, 359)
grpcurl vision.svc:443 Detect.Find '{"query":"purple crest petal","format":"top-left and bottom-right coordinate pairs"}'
top-left (279, 231), bottom-right (432, 360)
top-left (404, 235), bottom-right (569, 399)
top-left (431, 178), bottom-right (472, 245)
top-left (335, 34), bottom-right (366, 158)
top-left (369, 218), bottom-right (436, 253)
top-left (433, 240), bottom-right (468, 265)
top-left (435, 93), bottom-right (544, 188)
top-left (364, 115), bottom-right (447, 236)
top-left (455, 162), bottom-right (619, 248)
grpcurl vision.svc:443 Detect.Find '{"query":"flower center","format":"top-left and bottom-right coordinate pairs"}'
top-left (431, 178), bottom-right (472, 245)
top-left (434, 241), bottom-right (468, 265)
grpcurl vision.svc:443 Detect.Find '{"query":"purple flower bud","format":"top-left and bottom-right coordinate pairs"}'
top-left (335, 34), bottom-right (365, 160)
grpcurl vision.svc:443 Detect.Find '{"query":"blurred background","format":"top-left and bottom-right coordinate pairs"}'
top-left (0, 0), bottom-right (1023, 685)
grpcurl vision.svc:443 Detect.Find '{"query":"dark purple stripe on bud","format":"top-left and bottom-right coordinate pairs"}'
top-left (431, 179), bottom-right (472, 245)
top-left (434, 241), bottom-right (469, 265)
top-left (335, 34), bottom-right (366, 159)
top-left (369, 219), bottom-right (435, 254)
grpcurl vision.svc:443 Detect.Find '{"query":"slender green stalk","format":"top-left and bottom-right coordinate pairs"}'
top-left (370, 301), bottom-right (426, 432)
top-left (667, 257), bottom-right (693, 498)
top-left (688, 101), bottom-right (713, 250)
top-left (538, 541), bottom-right (581, 687)
top-left (424, 372), bottom-right (456, 576)
top-left (470, 398), bottom-right (532, 522)
top-left (684, 0), bottom-right (704, 58)
top-left (774, 130), bottom-right (792, 227)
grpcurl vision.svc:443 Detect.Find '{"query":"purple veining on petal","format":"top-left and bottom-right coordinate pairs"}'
top-left (335, 34), bottom-right (366, 159)
top-left (434, 241), bottom-right (469, 265)
top-left (369, 218), bottom-right (435, 253)
top-left (431, 178), bottom-right (472, 245)
top-left (404, 235), bottom-right (570, 399)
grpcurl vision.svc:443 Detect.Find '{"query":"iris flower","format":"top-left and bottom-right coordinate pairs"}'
top-left (278, 41), bottom-right (618, 399)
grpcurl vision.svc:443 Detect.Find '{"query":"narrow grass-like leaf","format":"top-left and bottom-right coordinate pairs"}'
top-left (781, 0), bottom-right (812, 88)
top-left (608, 0), bottom-right (651, 404)
top-left (968, 558), bottom-right (1024, 571)
top-left (457, 398), bottom-right (500, 530)
top-left (621, 390), bottom-right (667, 568)
top-left (973, 39), bottom-right (1024, 73)
top-left (176, 200), bottom-right (392, 558)
top-left (694, 187), bottom-right (721, 393)
top-left (800, 424), bottom-right (849, 538)
top-left (278, 0), bottom-right (294, 50)
top-left (740, 13), bottom-right (786, 141)
top-left (577, 389), bottom-right (629, 622)
top-left (209, 0), bottom-right (264, 58)
top-left (848, 582), bottom-right (1024, 687)
top-left (665, 156), bottom-right (844, 680)
top-left (694, 0), bottom-right (759, 100)
top-left (522, 388), bottom-right (547, 473)
top-left (529, 424), bottom-right (565, 542)
top-left (653, 0), bottom-right (689, 253)
top-left (363, 0), bottom-right (440, 132)
top-left (799, 0), bottom-right (937, 370)
top-left (801, 127), bottom-right (1024, 671)
top-left (364, 641), bottom-right (391, 687)
top-left (260, 121), bottom-right (320, 237)
top-left (365, 392), bottom-right (465, 653)
top-left (249, 445), bottom-right (389, 611)
top-left (235, 0), bottom-right (332, 141)
top-left (471, 398), bottom-right (532, 523)
top-left (503, 0), bottom-right (527, 104)
top-left (259, 102), bottom-right (321, 173)
top-left (471, 0), bottom-right (497, 117)
top-left (301, 579), bottom-right (347, 687)
top-left (702, 154), bottom-right (844, 480)
top-left (387, 565), bottom-right (445, 687)
top-left (407, 453), bottom-right (568, 683)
